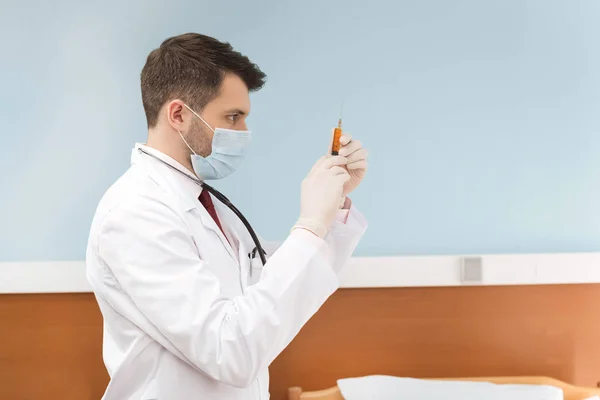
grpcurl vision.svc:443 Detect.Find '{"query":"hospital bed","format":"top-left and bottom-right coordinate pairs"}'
top-left (288, 376), bottom-right (600, 400)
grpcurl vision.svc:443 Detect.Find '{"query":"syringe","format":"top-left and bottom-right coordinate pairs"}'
top-left (331, 103), bottom-right (343, 156)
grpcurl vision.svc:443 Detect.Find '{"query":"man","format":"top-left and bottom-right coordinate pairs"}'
top-left (86, 33), bottom-right (368, 399)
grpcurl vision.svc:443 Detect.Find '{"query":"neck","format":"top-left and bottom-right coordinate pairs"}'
top-left (146, 129), bottom-right (195, 174)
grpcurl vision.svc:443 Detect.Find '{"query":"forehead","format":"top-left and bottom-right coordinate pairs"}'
top-left (207, 73), bottom-right (251, 113)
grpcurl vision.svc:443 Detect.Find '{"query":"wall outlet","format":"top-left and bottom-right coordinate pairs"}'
top-left (461, 256), bottom-right (483, 284)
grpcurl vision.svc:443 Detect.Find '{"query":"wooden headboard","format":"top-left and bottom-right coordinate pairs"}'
top-left (1, 284), bottom-right (600, 399)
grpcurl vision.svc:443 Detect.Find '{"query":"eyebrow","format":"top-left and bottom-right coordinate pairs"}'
top-left (225, 109), bottom-right (247, 116)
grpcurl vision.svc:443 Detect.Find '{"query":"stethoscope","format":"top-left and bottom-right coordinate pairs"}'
top-left (138, 148), bottom-right (267, 266)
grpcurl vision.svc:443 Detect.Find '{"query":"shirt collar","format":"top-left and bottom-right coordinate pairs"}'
top-left (131, 143), bottom-right (203, 204)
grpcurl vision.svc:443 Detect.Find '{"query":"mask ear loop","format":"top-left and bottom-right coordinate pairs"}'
top-left (176, 103), bottom-right (217, 156)
top-left (178, 130), bottom-right (197, 155)
top-left (183, 103), bottom-right (215, 133)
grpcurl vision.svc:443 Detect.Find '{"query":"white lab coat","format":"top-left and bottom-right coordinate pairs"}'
top-left (86, 144), bottom-right (367, 400)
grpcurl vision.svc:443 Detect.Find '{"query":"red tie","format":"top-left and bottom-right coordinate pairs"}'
top-left (199, 190), bottom-right (225, 235)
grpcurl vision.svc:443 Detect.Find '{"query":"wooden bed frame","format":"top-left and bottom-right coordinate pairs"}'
top-left (288, 376), bottom-right (600, 400)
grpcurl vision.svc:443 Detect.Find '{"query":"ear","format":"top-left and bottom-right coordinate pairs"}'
top-left (166, 100), bottom-right (191, 133)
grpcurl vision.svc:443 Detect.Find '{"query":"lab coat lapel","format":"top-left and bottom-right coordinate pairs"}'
top-left (214, 201), bottom-right (258, 287)
top-left (195, 202), bottom-right (239, 263)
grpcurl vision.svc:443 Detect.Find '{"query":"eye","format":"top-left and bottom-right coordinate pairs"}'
top-left (227, 114), bottom-right (239, 123)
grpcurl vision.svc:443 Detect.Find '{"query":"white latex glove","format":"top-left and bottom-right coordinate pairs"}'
top-left (337, 133), bottom-right (368, 198)
top-left (293, 156), bottom-right (351, 238)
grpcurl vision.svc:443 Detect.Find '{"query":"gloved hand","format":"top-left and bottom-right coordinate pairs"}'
top-left (293, 156), bottom-right (351, 238)
top-left (336, 133), bottom-right (368, 198)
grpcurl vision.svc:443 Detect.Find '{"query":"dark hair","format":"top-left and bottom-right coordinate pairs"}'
top-left (141, 33), bottom-right (266, 128)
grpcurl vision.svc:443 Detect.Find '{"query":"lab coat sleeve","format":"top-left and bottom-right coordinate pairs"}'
top-left (260, 207), bottom-right (364, 256)
top-left (256, 205), bottom-right (366, 364)
top-left (324, 204), bottom-right (368, 274)
top-left (259, 206), bottom-right (366, 275)
top-left (96, 196), bottom-right (349, 388)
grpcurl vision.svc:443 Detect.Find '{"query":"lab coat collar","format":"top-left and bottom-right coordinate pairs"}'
top-left (131, 144), bottom-right (240, 263)
top-left (131, 143), bottom-right (203, 211)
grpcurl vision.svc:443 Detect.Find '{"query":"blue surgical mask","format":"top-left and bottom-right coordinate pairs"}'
top-left (179, 104), bottom-right (251, 180)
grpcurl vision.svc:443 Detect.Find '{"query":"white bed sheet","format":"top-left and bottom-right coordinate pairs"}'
top-left (337, 375), bottom-right (564, 400)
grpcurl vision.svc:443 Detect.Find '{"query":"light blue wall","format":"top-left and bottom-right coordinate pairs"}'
top-left (1, 0), bottom-right (600, 261)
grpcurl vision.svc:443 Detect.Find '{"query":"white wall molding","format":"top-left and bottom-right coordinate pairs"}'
top-left (339, 252), bottom-right (600, 288)
top-left (1, 253), bottom-right (600, 294)
top-left (0, 261), bottom-right (90, 294)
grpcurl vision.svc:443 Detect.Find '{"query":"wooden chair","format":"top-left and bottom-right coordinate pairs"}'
top-left (288, 376), bottom-right (600, 400)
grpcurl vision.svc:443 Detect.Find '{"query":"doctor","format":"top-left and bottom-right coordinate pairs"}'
top-left (86, 33), bottom-right (368, 400)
